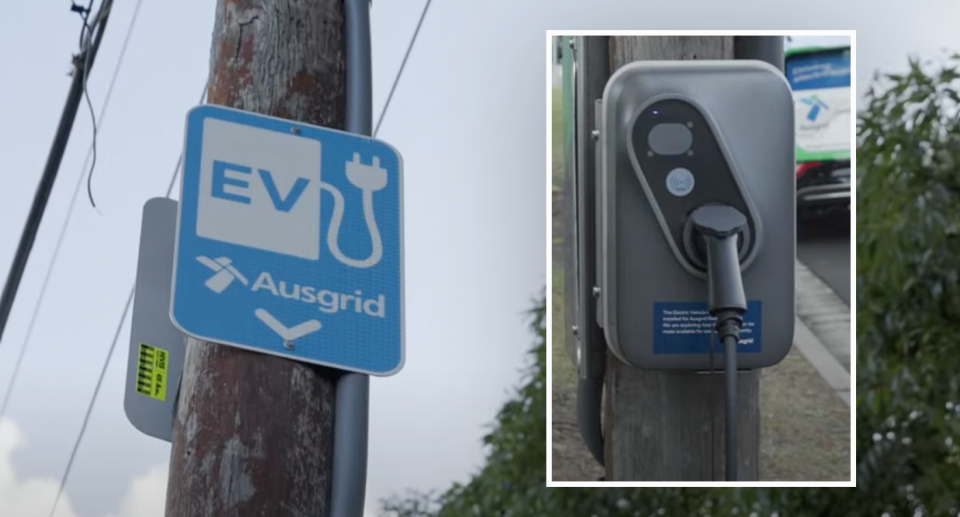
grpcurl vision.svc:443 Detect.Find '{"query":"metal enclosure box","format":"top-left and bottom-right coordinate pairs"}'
top-left (598, 60), bottom-right (796, 370)
top-left (125, 197), bottom-right (184, 441)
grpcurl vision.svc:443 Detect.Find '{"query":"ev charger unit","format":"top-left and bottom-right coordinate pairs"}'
top-left (597, 60), bottom-right (796, 372)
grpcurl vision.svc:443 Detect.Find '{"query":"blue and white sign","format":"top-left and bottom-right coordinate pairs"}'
top-left (170, 105), bottom-right (404, 376)
top-left (652, 301), bottom-right (762, 355)
top-left (785, 49), bottom-right (852, 161)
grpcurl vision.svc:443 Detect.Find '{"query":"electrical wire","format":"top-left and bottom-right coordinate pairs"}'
top-left (72, 0), bottom-right (96, 48)
top-left (373, 0), bottom-right (433, 137)
top-left (81, 4), bottom-right (101, 211)
top-left (47, 287), bottom-right (132, 517)
top-left (82, 36), bottom-right (100, 212)
top-left (47, 81), bottom-right (207, 517)
top-left (0, 0), bottom-right (145, 425)
top-left (73, 0), bottom-right (103, 211)
top-left (0, 1), bottom-right (114, 354)
top-left (708, 329), bottom-right (717, 480)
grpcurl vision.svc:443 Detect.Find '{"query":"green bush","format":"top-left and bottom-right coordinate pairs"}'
top-left (856, 55), bottom-right (960, 514)
top-left (379, 291), bottom-right (548, 517)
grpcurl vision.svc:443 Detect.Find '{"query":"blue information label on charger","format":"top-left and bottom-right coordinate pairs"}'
top-left (653, 301), bottom-right (761, 354)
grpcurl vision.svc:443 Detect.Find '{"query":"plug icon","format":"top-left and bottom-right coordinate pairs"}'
top-left (345, 153), bottom-right (387, 192)
top-left (319, 152), bottom-right (388, 268)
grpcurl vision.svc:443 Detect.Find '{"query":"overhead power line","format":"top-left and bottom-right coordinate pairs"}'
top-left (47, 79), bottom-right (207, 517)
top-left (374, 0), bottom-right (433, 137)
top-left (73, 0), bottom-right (103, 210)
top-left (0, 0), bottom-right (145, 424)
top-left (0, 0), bottom-right (115, 353)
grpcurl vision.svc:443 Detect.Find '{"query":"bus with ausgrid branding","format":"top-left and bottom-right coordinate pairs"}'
top-left (786, 43), bottom-right (851, 221)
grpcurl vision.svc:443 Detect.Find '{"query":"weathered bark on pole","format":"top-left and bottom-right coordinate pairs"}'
top-left (166, 1), bottom-right (344, 515)
top-left (603, 35), bottom-right (761, 481)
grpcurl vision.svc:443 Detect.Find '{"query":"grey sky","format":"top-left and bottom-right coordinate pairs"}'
top-left (856, 2), bottom-right (960, 100)
top-left (0, 1), bottom-right (954, 516)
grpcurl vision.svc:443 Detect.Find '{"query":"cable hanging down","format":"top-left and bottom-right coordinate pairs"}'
top-left (77, 1), bottom-right (101, 211)
top-left (690, 204), bottom-right (749, 482)
top-left (0, 0), bottom-right (113, 354)
top-left (0, 0), bottom-right (145, 424)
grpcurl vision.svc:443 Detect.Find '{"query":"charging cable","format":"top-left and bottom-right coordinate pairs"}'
top-left (320, 152), bottom-right (386, 269)
top-left (690, 204), bottom-right (748, 482)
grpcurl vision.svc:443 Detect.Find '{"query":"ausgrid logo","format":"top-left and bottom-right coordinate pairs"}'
top-left (196, 256), bottom-right (249, 293)
top-left (198, 257), bottom-right (386, 318)
top-left (250, 272), bottom-right (386, 318)
top-left (801, 95), bottom-right (829, 122)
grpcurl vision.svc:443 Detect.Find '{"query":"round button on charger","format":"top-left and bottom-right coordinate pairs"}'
top-left (666, 168), bottom-right (695, 197)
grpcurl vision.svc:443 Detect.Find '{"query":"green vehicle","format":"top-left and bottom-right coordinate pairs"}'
top-left (785, 43), bottom-right (852, 220)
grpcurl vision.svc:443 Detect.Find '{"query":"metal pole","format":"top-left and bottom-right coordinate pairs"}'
top-left (734, 36), bottom-right (785, 72)
top-left (571, 36), bottom-right (609, 470)
top-left (330, 2), bottom-right (372, 516)
top-left (345, 0), bottom-right (373, 134)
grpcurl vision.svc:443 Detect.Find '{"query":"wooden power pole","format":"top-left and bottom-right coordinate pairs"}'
top-left (602, 36), bottom-right (762, 481)
top-left (166, 1), bottom-right (345, 514)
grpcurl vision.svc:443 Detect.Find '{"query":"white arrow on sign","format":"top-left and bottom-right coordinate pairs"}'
top-left (254, 309), bottom-right (322, 342)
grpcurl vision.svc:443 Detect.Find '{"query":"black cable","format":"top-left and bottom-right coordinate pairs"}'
top-left (47, 81), bottom-right (207, 517)
top-left (0, 0), bottom-right (113, 354)
top-left (72, 0), bottom-right (96, 49)
top-left (722, 333), bottom-right (738, 482)
top-left (82, 36), bottom-right (100, 211)
top-left (708, 325), bottom-right (717, 479)
top-left (373, 0), bottom-right (433, 137)
top-left (166, 153), bottom-right (184, 198)
top-left (691, 204), bottom-right (748, 481)
top-left (75, 2), bottom-right (100, 211)
top-left (715, 311), bottom-right (743, 482)
top-left (0, 0), bottom-right (145, 423)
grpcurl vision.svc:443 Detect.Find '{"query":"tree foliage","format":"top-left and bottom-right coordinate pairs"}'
top-left (379, 291), bottom-right (548, 517)
top-left (856, 54), bottom-right (960, 514)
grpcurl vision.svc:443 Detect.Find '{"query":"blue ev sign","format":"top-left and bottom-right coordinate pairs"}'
top-left (170, 105), bottom-right (404, 376)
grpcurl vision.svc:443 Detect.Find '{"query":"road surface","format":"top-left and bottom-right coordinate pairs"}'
top-left (798, 213), bottom-right (851, 305)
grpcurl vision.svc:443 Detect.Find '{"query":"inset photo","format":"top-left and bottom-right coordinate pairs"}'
top-left (549, 32), bottom-right (852, 484)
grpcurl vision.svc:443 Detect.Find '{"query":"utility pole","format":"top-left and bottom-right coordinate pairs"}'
top-left (166, 1), bottom-right (346, 514)
top-left (0, 1), bottom-right (114, 349)
top-left (601, 36), bottom-right (762, 481)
